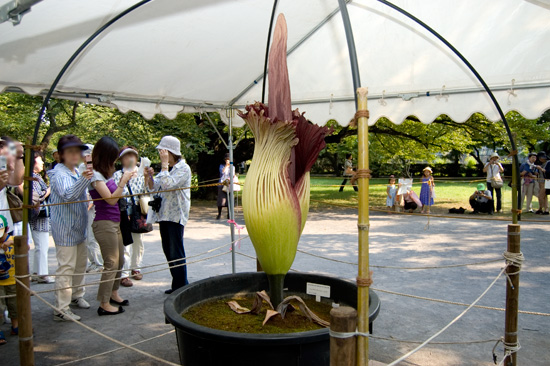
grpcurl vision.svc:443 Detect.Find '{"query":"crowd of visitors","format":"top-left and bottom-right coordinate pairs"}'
top-left (340, 150), bottom-right (549, 215)
top-left (0, 133), bottom-right (192, 339)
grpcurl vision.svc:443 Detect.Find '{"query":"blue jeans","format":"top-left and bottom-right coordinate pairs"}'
top-left (159, 221), bottom-right (188, 290)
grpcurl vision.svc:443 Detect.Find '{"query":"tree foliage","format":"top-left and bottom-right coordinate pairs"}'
top-left (1, 92), bottom-right (548, 181)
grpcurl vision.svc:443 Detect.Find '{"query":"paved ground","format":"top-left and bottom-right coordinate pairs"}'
top-left (1, 205), bottom-right (548, 366)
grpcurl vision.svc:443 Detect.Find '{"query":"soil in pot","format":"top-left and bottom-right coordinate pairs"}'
top-left (182, 295), bottom-right (333, 334)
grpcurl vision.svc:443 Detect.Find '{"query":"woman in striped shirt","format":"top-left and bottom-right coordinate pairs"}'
top-left (49, 135), bottom-right (93, 322)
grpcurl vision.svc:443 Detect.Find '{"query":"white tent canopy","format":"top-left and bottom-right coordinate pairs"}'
top-left (1, 0), bottom-right (549, 127)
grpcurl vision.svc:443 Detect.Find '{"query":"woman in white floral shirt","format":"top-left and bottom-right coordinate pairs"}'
top-left (113, 146), bottom-right (147, 287)
top-left (145, 136), bottom-right (191, 294)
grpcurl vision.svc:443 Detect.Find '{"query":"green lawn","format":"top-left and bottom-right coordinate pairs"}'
top-left (308, 176), bottom-right (513, 214)
top-left (232, 175), bottom-right (522, 216)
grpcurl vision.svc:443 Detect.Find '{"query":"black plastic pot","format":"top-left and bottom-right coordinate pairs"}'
top-left (164, 272), bottom-right (380, 366)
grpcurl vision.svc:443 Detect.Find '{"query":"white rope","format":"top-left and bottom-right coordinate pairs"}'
top-left (329, 329), bottom-right (370, 339)
top-left (15, 278), bottom-right (180, 366)
top-left (493, 338), bottom-right (522, 366)
top-left (296, 249), bottom-right (502, 270)
top-left (54, 330), bottom-right (175, 366)
top-left (7, 250), bottom-right (231, 297)
top-left (386, 267), bottom-right (507, 366)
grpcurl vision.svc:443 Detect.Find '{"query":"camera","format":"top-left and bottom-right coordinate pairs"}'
top-left (148, 194), bottom-right (162, 213)
top-left (0, 155), bottom-right (7, 171)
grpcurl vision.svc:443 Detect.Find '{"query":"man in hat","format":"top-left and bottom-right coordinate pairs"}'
top-left (535, 151), bottom-right (548, 215)
top-left (469, 183), bottom-right (493, 214)
top-left (145, 136), bottom-right (191, 294)
top-left (520, 152), bottom-right (538, 213)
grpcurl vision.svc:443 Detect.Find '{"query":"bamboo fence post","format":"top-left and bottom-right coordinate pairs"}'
top-left (504, 224), bottom-right (521, 366)
top-left (15, 138), bottom-right (35, 365)
top-left (356, 87), bottom-right (370, 366)
top-left (330, 306), bottom-right (357, 366)
top-left (14, 235), bottom-right (35, 365)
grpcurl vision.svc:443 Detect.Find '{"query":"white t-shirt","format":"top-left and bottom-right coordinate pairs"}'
top-left (485, 163), bottom-right (502, 182)
top-left (0, 187), bottom-right (14, 234)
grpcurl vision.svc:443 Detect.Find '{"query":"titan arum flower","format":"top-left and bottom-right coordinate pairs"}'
top-left (239, 14), bottom-right (331, 306)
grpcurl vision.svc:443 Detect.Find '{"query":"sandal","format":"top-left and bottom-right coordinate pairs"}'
top-left (0, 330), bottom-right (6, 345)
top-left (11, 327), bottom-right (18, 336)
top-left (120, 277), bottom-right (133, 287)
top-left (131, 270), bottom-right (143, 281)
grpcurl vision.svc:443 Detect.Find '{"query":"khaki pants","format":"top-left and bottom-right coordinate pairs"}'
top-left (521, 182), bottom-right (535, 211)
top-left (93, 220), bottom-right (124, 303)
top-left (55, 242), bottom-right (87, 311)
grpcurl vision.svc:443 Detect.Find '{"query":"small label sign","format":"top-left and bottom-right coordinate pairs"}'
top-left (306, 282), bottom-right (331, 302)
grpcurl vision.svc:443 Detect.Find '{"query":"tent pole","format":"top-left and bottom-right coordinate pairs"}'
top-left (355, 88), bottom-right (370, 366)
top-left (338, 1), bottom-right (369, 365)
top-left (228, 108), bottom-right (236, 274)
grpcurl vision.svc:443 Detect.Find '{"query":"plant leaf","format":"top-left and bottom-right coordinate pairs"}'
top-left (227, 301), bottom-right (251, 314)
top-left (263, 310), bottom-right (281, 326)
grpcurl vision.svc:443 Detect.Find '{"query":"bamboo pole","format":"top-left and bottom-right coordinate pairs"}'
top-left (356, 87), bottom-right (370, 366)
top-left (504, 224), bottom-right (521, 366)
top-left (14, 236), bottom-right (34, 365)
top-left (15, 139), bottom-right (35, 365)
top-left (330, 306), bottom-right (357, 366)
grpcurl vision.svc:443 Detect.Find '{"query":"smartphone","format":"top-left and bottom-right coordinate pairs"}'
top-left (84, 154), bottom-right (93, 170)
top-left (0, 155), bottom-right (7, 171)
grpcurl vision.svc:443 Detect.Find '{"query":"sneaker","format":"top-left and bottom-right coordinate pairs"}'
top-left (86, 264), bottom-right (103, 273)
top-left (71, 298), bottom-right (91, 309)
top-left (543, 212), bottom-right (549, 215)
top-left (37, 276), bottom-right (55, 284)
top-left (31, 273), bottom-right (38, 282)
top-left (53, 309), bottom-right (81, 322)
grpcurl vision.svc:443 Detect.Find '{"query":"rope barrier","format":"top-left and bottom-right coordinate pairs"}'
top-left (386, 266), bottom-right (508, 366)
top-left (235, 253), bottom-right (550, 317)
top-left (371, 335), bottom-right (500, 345)
top-left (15, 278), bottom-right (180, 366)
top-left (310, 199), bottom-right (550, 223)
top-left (0, 181), bottom-right (226, 212)
top-left (54, 330), bottom-right (175, 366)
top-left (2, 250), bottom-right (232, 299)
top-left (296, 249), bottom-right (502, 270)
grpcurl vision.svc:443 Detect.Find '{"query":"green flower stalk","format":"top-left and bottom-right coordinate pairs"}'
top-left (239, 14), bottom-right (331, 306)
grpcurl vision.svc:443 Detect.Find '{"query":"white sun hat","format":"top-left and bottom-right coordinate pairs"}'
top-left (156, 136), bottom-right (181, 156)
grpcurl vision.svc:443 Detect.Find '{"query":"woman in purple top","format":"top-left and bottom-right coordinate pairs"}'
top-left (89, 137), bottom-right (134, 316)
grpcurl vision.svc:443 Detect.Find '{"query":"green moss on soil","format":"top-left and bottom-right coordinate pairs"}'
top-left (182, 296), bottom-right (333, 334)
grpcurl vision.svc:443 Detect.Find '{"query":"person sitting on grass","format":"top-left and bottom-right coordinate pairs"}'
top-left (403, 188), bottom-right (420, 213)
top-left (0, 226), bottom-right (17, 345)
top-left (469, 183), bottom-right (493, 215)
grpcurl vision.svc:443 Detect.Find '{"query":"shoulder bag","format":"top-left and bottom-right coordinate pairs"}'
top-left (127, 185), bottom-right (153, 234)
top-left (489, 164), bottom-right (504, 189)
top-left (6, 187), bottom-right (23, 223)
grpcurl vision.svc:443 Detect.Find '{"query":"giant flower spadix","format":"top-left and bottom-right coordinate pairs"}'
top-left (239, 14), bottom-right (331, 296)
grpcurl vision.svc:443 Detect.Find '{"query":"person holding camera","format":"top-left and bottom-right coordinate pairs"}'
top-left (483, 152), bottom-right (504, 213)
top-left (89, 137), bottom-right (135, 316)
top-left (520, 153), bottom-right (538, 213)
top-left (49, 135), bottom-right (93, 322)
top-left (145, 136), bottom-right (191, 294)
top-left (469, 183), bottom-right (494, 214)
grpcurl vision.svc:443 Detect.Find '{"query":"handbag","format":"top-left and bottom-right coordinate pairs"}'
top-left (222, 176), bottom-right (241, 193)
top-left (118, 198), bottom-right (134, 246)
top-left (127, 185), bottom-right (153, 234)
top-left (6, 188), bottom-right (23, 223)
top-left (489, 164), bottom-right (504, 189)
